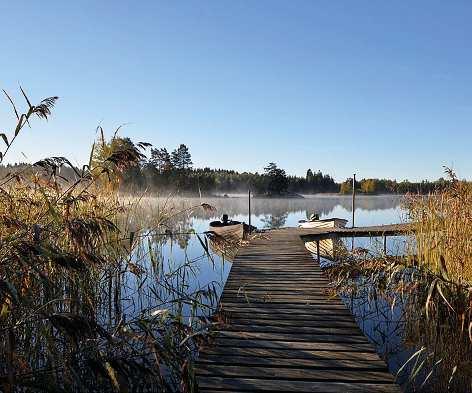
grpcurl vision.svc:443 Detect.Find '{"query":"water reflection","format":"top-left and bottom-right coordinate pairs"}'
top-left (130, 195), bottom-right (406, 320)
top-left (307, 234), bottom-right (416, 391)
top-left (303, 237), bottom-right (347, 261)
top-left (135, 196), bottom-right (409, 387)
top-left (260, 212), bottom-right (289, 229)
top-left (184, 194), bottom-right (404, 230)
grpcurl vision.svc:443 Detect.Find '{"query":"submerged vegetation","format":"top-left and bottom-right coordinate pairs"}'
top-left (0, 89), bottom-right (226, 392)
top-left (328, 171), bottom-right (472, 392)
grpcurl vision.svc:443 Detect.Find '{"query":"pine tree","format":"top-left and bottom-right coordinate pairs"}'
top-left (264, 162), bottom-right (288, 195)
top-left (306, 169), bottom-right (313, 181)
top-left (171, 144), bottom-right (193, 171)
top-left (150, 147), bottom-right (172, 173)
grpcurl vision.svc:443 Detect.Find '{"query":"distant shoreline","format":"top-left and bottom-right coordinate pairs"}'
top-left (120, 192), bottom-right (407, 199)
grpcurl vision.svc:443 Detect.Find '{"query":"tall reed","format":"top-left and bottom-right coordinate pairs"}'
top-left (0, 88), bottom-right (219, 392)
top-left (327, 170), bottom-right (472, 392)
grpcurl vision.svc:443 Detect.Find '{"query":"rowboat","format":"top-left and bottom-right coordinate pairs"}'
top-left (208, 220), bottom-right (245, 240)
top-left (208, 214), bottom-right (256, 240)
top-left (298, 217), bottom-right (348, 229)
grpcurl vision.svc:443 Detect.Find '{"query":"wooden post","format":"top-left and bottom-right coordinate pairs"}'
top-left (248, 189), bottom-right (252, 234)
top-left (383, 235), bottom-right (387, 254)
top-left (316, 240), bottom-right (320, 264)
top-left (352, 173), bottom-right (356, 228)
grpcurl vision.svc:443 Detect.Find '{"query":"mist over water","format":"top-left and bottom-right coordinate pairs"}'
top-left (129, 195), bottom-right (412, 388)
top-left (150, 194), bottom-right (406, 232)
top-left (134, 195), bottom-right (407, 308)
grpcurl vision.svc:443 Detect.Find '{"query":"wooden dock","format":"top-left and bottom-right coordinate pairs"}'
top-left (297, 223), bottom-right (412, 239)
top-left (196, 228), bottom-right (401, 392)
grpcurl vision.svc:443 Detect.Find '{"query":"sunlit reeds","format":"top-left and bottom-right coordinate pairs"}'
top-left (406, 169), bottom-right (472, 283)
top-left (0, 89), bottom-right (222, 392)
top-left (327, 171), bottom-right (472, 392)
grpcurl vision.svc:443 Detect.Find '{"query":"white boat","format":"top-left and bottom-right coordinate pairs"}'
top-left (298, 217), bottom-right (348, 229)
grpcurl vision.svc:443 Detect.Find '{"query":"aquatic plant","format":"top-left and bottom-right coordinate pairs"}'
top-left (326, 170), bottom-right (472, 392)
top-left (0, 88), bottom-right (221, 392)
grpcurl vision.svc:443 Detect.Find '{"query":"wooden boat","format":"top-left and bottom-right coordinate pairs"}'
top-left (209, 220), bottom-right (245, 240)
top-left (208, 214), bottom-right (257, 240)
top-left (298, 217), bottom-right (348, 229)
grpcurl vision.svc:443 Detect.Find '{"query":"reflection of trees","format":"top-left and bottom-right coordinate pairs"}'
top-left (137, 195), bottom-right (403, 232)
top-left (260, 212), bottom-right (288, 229)
top-left (186, 195), bottom-right (403, 221)
top-left (149, 213), bottom-right (193, 250)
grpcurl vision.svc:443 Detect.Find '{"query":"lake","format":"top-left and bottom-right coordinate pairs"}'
top-left (124, 194), bottom-right (416, 389)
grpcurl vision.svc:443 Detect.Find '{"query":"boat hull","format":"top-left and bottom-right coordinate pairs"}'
top-left (209, 222), bottom-right (245, 240)
top-left (299, 218), bottom-right (348, 229)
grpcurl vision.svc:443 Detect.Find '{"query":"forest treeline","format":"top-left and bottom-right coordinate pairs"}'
top-left (0, 137), bottom-right (458, 196)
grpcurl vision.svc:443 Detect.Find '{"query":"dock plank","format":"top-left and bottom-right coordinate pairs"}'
top-left (196, 229), bottom-right (401, 392)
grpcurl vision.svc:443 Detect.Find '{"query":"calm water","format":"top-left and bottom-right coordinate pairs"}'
top-left (131, 195), bottom-right (414, 388)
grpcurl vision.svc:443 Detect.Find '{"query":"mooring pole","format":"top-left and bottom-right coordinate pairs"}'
top-left (352, 173), bottom-right (356, 228)
top-left (248, 189), bottom-right (252, 234)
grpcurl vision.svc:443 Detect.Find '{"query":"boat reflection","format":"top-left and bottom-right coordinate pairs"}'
top-left (206, 232), bottom-right (239, 262)
top-left (303, 236), bottom-right (348, 261)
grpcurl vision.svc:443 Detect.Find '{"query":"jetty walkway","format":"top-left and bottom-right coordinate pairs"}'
top-left (196, 226), bottom-right (406, 392)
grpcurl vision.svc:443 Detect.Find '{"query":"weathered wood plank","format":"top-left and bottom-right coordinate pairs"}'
top-left (225, 318), bottom-right (359, 328)
top-left (196, 365), bottom-right (395, 382)
top-left (196, 229), bottom-right (400, 392)
top-left (199, 347), bottom-right (383, 361)
top-left (219, 324), bottom-right (362, 335)
top-left (221, 313), bottom-right (358, 322)
top-left (215, 331), bottom-right (370, 343)
top-left (221, 300), bottom-right (344, 306)
top-left (198, 378), bottom-right (402, 392)
top-left (211, 338), bottom-right (376, 351)
top-left (197, 355), bottom-right (388, 370)
top-left (221, 305), bottom-right (353, 314)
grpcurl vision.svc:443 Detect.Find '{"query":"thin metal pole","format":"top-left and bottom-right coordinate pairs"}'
top-left (352, 173), bottom-right (356, 228)
top-left (248, 189), bottom-right (252, 234)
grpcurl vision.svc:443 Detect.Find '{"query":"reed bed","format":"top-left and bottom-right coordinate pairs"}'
top-left (0, 89), bottom-right (225, 392)
top-left (327, 171), bottom-right (472, 392)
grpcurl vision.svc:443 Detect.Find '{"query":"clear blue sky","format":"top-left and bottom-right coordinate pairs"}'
top-left (0, 1), bottom-right (471, 181)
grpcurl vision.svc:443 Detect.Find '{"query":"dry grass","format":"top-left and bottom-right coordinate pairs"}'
top-left (0, 89), bottom-right (222, 392)
top-left (406, 170), bottom-right (472, 283)
top-left (326, 171), bottom-right (472, 392)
